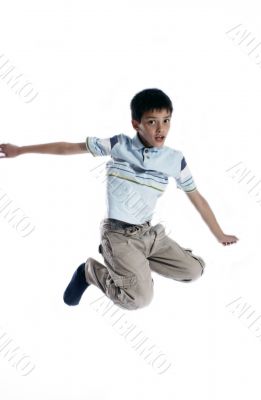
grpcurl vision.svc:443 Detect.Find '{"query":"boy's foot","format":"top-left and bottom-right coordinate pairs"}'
top-left (63, 262), bottom-right (90, 306)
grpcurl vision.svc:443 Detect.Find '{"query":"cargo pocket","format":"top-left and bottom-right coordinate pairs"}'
top-left (101, 230), bottom-right (137, 289)
top-left (114, 274), bottom-right (137, 289)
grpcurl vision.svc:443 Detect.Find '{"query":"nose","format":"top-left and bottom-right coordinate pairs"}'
top-left (156, 122), bottom-right (164, 133)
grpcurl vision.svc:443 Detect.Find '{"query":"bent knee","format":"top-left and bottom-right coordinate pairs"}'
top-left (137, 291), bottom-right (153, 308)
top-left (128, 280), bottom-right (154, 309)
top-left (184, 257), bottom-right (206, 282)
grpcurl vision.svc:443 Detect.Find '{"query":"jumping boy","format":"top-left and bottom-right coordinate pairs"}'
top-left (0, 88), bottom-right (239, 311)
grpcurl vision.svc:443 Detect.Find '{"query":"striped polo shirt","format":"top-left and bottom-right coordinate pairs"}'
top-left (86, 132), bottom-right (197, 224)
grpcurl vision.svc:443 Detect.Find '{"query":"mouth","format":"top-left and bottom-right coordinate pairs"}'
top-left (155, 135), bottom-right (165, 143)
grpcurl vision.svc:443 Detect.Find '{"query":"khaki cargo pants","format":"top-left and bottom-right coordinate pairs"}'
top-left (85, 218), bottom-right (206, 311)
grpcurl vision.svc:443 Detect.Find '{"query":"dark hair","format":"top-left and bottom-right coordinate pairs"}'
top-left (130, 88), bottom-right (173, 122)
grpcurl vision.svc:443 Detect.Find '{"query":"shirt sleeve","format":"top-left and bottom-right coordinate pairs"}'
top-left (86, 134), bottom-right (119, 157)
top-left (175, 154), bottom-right (197, 192)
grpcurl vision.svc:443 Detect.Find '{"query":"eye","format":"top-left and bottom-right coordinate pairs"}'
top-left (148, 120), bottom-right (155, 125)
top-left (164, 119), bottom-right (170, 123)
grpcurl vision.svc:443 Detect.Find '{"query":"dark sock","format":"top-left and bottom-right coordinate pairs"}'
top-left (63, 263), bottom-right (89, 306)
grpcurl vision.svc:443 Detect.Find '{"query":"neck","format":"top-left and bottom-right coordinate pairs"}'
top-left (137, 132), bottom-right (153, 148)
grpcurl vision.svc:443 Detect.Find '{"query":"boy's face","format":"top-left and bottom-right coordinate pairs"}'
top-left (131, 108), bottom-right (172, 148)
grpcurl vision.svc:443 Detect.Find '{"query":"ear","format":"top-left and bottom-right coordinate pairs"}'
top-left (131, 119), bottom-right (139, 131)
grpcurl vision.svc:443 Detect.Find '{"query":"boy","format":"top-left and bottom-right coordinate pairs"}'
top-left (0, 88), bottom-right (239, 311)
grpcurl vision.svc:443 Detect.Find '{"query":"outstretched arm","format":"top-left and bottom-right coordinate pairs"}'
top-left (0, 142), bottom-right (89, 157)
top-left (185, 189), bottom-right (239, 246)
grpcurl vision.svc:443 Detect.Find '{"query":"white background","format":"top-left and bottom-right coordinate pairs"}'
top-left (0, 0), bottom-right (261, 398)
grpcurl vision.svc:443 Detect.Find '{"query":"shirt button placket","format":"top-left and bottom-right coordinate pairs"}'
top-left (144, 148), bottom-right (150, 160)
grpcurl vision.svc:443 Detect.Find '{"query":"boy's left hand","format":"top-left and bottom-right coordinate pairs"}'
top-left (217, 234), bottom-right (239, 246)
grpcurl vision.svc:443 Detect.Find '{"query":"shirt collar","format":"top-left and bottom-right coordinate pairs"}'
top-left (131, 132), bottom-right (162, 151)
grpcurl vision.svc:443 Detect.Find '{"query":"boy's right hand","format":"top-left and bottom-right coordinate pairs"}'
top-left (0, 143), bottom-right (20, 158)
